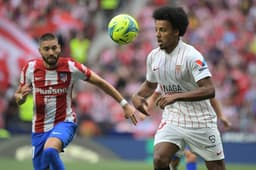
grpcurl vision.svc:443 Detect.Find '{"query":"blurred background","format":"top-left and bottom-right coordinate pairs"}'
top-left (0, 0), bottom-right (256, 169)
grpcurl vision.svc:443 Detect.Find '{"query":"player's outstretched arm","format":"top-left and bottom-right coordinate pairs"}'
top-left (210, 98), bottom-right (232, 129)
top-left (14, 84), bottom-right (31, 105)
top-left (87, 71), bottom-right (138, 125)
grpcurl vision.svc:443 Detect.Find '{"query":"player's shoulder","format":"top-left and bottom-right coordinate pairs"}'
top-left (57, 57), bottom-right (79, 67)
top-left (150, 47), bottom-right (162, 54)
top-left (20, 58), bottom-right (43, 73)
top-left (25, 58), bottom-right (42, 68)
top-left (27, 58), bottom-right (41, 64)
top-left (56, 57), bottom-right (78, 70)
top-left (181, 41), bottom-right (203, 59)
top-left (180, 40), bottom-right (196, 52)
top-left (58, 57), bottom-right (75, 63)
top-left (58, 57), bottom-right (88, 71)
top-left (148, 47), bottom-right (163, 59)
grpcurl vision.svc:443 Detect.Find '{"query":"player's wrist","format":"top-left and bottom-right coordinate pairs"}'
top-left (120, 99), bottom-right (128, 107)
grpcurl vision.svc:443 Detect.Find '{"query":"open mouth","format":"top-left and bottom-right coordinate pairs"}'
top-left (158, 41), bottom-right (163, 46)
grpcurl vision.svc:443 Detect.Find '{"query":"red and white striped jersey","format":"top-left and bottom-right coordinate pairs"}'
top-left (19, 57), bottom-right (91, 133)
top-left (147, 40), bottom-right (217, 128)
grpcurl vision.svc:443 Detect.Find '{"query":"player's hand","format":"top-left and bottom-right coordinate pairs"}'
top-left (122, 103), bottom-right (138, 125)
top-left (156, 93), bottom-right (176, 109)
top-left (219, 116), bottom-right (232, 129)
top-left (15, 84), bottom-right (31, 104)
top-left (131, 94), bottom-right (150, 116)
top-left (20, 84), bottom-right (32, 96)
top-left (134, 110), bottom-right (148, 121)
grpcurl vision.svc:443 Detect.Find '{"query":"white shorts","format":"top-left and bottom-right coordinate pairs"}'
top-left (154, 121), bottom-right (225, 161)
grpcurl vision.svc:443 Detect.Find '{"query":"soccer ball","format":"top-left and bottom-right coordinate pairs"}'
top-left (108, 14), bottom-right (139, 45)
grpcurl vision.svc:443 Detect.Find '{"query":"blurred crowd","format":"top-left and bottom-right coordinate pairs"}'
top-left (0, 0), bottom-right (256, 138)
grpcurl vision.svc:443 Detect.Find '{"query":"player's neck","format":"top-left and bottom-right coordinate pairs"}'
top-left (165, 39), bottom-right (179, 54)
top-left (44, 62), bottom-right (57, 70)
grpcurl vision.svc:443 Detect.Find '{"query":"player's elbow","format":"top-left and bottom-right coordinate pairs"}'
top-left (206, 85), bottom-right (215, 99)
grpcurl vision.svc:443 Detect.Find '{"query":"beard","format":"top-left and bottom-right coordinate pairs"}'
top-left (42, 55), bottom-right (59, 66)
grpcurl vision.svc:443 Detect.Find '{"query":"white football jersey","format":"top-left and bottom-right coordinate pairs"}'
top-left (147, 40), bottom-right (217, 128)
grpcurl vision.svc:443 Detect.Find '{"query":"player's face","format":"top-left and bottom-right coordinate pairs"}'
top-left (154, 20), bottom-right (179, 53)
top-left (39, 39), bottom-right (61, 68)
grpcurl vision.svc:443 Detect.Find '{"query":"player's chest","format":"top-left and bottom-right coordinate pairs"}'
top-left (151, 55), bottom-right (189, 82)
top-left (33, 70), bottom-right (71, 87)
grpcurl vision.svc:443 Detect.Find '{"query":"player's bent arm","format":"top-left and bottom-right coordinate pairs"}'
top-left (157, 78), bottom-right (214, 109)
top-left (131, 80), bottom-right (157, 115)
top-left (174, 77), bottom-right (215, 102)
top-left (147, 91), bottom-right (161, 111)
top-left (210, 98), bottom-right (222, 118)
top-left (132, 80), bottom-right (157, 105)
top-left (133, 80), bottom-right (157, 98)
top-left (210, 97), bottom-right (232, 128)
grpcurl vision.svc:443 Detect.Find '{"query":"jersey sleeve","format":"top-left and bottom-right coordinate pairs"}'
top-left (188, 48), bottom-right (212, 82)
top-left (20, 61), bottom-right (33, 86)
top-left (71, 61), bottom-right (91, 81)
top-left (146, 50), bottom-right (157, 82)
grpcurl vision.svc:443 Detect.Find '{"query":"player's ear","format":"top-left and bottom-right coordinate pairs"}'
top-left (57, 44), bottom-right (62, 53)
top-left (38, 47), bottom-right (42, 54)
top-left (174, 29), bottom-right (179, 36)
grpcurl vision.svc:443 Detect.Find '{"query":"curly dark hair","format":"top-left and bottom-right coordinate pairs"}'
top-left (152, 6), bottom-right (189, 36)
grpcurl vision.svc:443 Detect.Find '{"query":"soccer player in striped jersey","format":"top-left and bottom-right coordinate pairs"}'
top-left (147, 85), bottom-right (231, 170)
top-left (132, 6), bottom-right (226, 170)
top-left (14, 33), bottom-right (139, 170)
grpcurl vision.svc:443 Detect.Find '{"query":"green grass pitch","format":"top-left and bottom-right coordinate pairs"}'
top-left (0, 158), bottom-right (255, 170)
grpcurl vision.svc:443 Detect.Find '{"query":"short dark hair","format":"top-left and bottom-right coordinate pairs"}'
top-left (153, 6), bottom-right (189, 36)
top-left (39, 33), bottom-right (58, 44)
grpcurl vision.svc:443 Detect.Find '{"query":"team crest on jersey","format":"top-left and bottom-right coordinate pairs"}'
top-left (59, 73), bottom-right (67, 82)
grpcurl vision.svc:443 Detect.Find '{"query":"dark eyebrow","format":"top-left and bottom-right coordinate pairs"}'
top-left (42, 45), bottom-right (58, 50)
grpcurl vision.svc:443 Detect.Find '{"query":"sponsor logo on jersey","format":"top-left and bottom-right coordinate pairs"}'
top-left (195, 59), bottom-right (205, 66)
top-left (35, 87), bottom-right (67, 95)
top-left (52, 131), bottom-right (62, 135)
top-left (195, 59), bottom-right (208, 71)
top-left (162, 84), bottom-right (182, 93)
top-left (205, 145), bottom-right (216, 149)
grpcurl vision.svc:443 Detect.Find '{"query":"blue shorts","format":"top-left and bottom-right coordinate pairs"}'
top-left (31, 122), bottom-right (77, 170)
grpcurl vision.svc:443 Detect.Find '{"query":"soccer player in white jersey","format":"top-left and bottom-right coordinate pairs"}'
top-left (14, 33), bottom-right (140, 170)
top-left (132, 6), bottom-right (227, 170)
top-left (147, 85), bottom-right (231, 170)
